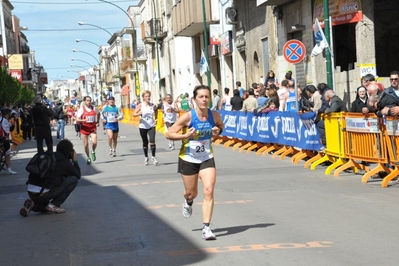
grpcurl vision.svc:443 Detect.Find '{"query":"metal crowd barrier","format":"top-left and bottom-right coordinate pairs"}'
top-left (310, 112), bottom-right (346, 175)
top-left (335, 113), bottom-right (385, 178)
top-left (120, 108), bottom-right (399, 188)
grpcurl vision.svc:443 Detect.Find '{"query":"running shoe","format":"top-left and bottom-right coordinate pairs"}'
top-left (152, 156), bottom-right (159, 165)
top-left (182, 200), bottom-right (193, 218)
top-left (46, 203), bottom-right (66, 214)
top-left (202, 225), bottom-right (216, 240)
top-left (144, 157), bottom-right (149, 166)
top-left (87, 158), bottom-right (92, 165)
top-left (19, 199), bottom-right (34, 217)
top-left (91, 151), bottom-right (96, 161)
top-left (109, 148), bottom-right (113, 155)
top-left (112, 150), bottom-right (116, 157)
top-left (7, 169), bottom-right (17, 175)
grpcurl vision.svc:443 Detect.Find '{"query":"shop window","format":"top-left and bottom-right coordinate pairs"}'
top-left (332, 23), bottom-right (357, 72)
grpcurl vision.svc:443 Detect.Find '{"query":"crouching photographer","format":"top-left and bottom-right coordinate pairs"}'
top-left (19, 139), bottom-right (81, 217)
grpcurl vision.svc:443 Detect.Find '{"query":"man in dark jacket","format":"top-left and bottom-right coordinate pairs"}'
top-left (31, 95), bottom-right (55, 153)
top-left (19, 139), bottom-right (80, 217)
top-left (324, 90), bottom-right (348, 114)
top-left (368, 92), bottom-right (399, 117)
top-left (53, 100), bottom-right (66, 140)
top-left (316, 83), bottom-right (333, 148)
top-left (384, 70), bottom-right (399, 99)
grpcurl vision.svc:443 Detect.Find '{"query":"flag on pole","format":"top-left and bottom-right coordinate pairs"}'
top-left (199, 49), bottom-right (209, 76)
top-left (311, 18), bottom-right (329, 57)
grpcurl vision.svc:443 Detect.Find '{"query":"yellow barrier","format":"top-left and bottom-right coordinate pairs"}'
top-left (311, 112), bottom-right (346, 175)
top-left (334, 113), bottom-right (383, 177)
top-left (380, 117), bottom-right (399, 187)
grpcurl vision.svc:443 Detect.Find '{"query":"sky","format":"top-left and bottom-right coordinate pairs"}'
top-left (11, 0), bottom-right (138, 83)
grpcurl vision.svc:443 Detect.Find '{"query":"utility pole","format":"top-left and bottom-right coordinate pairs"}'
top-left (201, 0), bottom-right (212, 108)
top-left (323, 0), bottom-right (333, 88)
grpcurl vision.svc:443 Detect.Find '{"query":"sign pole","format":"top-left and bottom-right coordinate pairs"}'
top-left (323, 0), bottom-right (333, 88)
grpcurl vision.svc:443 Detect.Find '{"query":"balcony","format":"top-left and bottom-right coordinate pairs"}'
top-left (257, 0), bottom-right (293, 5)
top-left (141, 18), bottom-right (167, 44)
top-left (120, 58), bottom-right (137, 74)
top-left (172, 0), bottom-right (219, 37)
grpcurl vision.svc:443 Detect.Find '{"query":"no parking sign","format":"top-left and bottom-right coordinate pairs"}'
top-left (283, 40), bottom-right (306, 64)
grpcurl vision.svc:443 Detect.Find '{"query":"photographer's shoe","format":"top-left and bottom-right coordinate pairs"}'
top-left (19, 199), bottom-right (34, 217)
top-left (46, 203), bottom-right (66, 214)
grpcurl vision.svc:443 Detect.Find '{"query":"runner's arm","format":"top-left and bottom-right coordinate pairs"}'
top-left (211, 111), bottom-right (224, 136)
top-left (133, 104), bottom-right (142, 117)
top-left (165, 112), bottom-right (193, 140)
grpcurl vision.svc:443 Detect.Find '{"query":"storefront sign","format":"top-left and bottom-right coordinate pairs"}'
top-left (314, 0), bottom-right (363, 26)
top-left (221, 31), bottom-right (232, 55)
top-left (210, 24), bottom-right (221, 45)
top-left (8, 54), bottom-right (23, 70)
top-left (9, 70), bottom-right (22, 82)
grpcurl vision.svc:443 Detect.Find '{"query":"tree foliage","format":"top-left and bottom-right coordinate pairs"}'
top-left (0, 67), bottom-right (35, 107)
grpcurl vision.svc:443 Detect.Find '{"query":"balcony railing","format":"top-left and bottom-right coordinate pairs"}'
top-left (141, 18), bottom-right (167, 44)
top-left (120, 58), bottom-right (136, 73)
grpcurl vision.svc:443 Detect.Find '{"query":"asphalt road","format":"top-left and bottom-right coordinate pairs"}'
top-left (1, 122), bottom-right (399, 266)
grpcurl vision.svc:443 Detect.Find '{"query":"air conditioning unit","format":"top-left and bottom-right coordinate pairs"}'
top-left (226, 7), bottom-right (237, 24)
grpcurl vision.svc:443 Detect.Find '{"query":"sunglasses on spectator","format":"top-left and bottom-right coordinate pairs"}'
top-left (390, 78), bottom-right (398, 81)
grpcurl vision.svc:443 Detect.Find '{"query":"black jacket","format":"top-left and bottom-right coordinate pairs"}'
top-left (318, 88), bottom-right (333, 113)
top-left (231, 95), bottom-right (243, 111)
top-left (53, 104), bottom-right (65, 120)
top-left (27, 151), bottom-right (81, 189)
top-left (375, 92), bottom-right (399, 117)
top-left (20, 113), bottom-right (33, 129)
top-left (384, 86), bottom-right (399, 99)
top-left (325, 95), bottom-right (348, 114)
top-left (31, 103), bottom-right (55, 126)
top-left (351, 87), bottom-right (368, 112)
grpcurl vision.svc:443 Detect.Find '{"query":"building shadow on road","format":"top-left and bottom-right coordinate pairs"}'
top-left (193, 223), bottom-right (275, 238)
top-left (0, 146), bottom-right (208, 265)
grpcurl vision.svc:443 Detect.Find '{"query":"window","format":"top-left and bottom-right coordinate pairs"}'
top-left (332, 23), bottom-right (357, 72)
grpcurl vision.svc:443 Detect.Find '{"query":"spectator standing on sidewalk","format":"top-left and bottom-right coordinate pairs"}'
top-left (53, 100), bottom-right (66, 141)
top-left (0, 108), bottom-right (17, 174)
top-left (20, 108), bottom-right (33, 141)
top-left (165, 85), bottom-right (224, 240)
top-left (31, 95), bottom-right (55, 154)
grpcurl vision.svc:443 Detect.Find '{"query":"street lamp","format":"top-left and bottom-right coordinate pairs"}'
top-left (78, 21), bottom-right (121, 98)
top-left (71, 58), bottom-right (95, 68)
top-left (76, 39), bottom-right (102, 49)
top-left (88, 0), bottom-right (143, 102)
top-left (70, 64), bottom-right (89, 71)
top-left (78, 21), bottom-right (113, 36)
top-left (72, 49), bottom-right (100, 65)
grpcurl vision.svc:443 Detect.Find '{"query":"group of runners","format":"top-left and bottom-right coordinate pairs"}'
top-left (69, 85), bottom-right (224, 240)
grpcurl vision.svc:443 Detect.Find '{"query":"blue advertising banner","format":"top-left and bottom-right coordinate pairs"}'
top-left (219, 110), bottom-right (322, 151)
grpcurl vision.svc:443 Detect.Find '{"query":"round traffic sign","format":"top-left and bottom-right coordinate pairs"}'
top-left (283, 40), bottom-right (306, 64)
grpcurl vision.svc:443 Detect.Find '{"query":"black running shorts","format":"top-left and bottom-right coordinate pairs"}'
top-left (178, 157), bottom-right (215, 175)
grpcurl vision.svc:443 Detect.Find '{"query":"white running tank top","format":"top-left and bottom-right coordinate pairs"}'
top-left (139, 104), bottom-right (155, 129)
